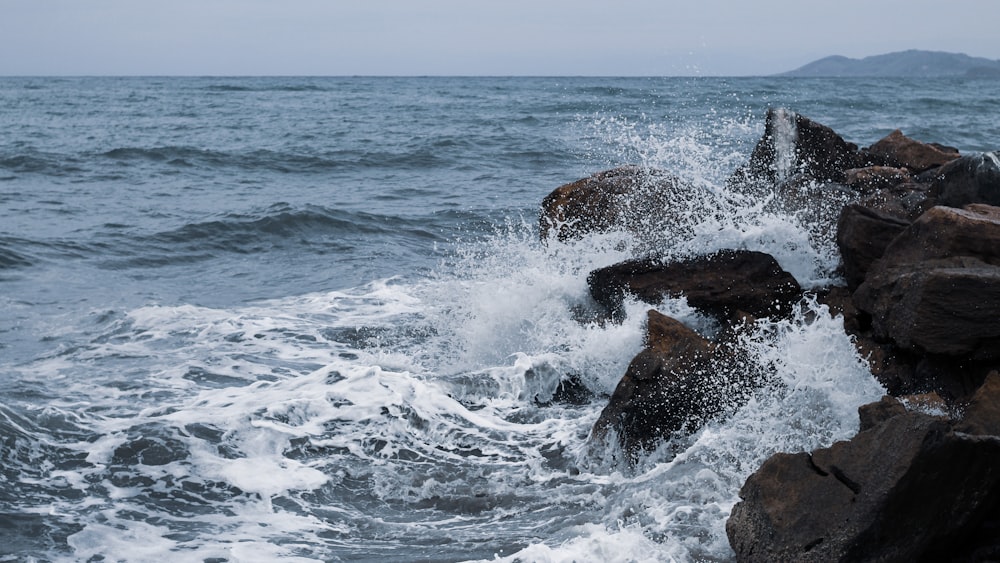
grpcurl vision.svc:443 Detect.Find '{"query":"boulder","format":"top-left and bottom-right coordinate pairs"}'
top-left (587, 250), bottom-right (802, 322)
top-left (843, 165), bottom-right (911, 193)
top-left (864, 129), bottom-right (960, 173)
top-left (729, 108), bottom-right (863, 189)
top-left (928, 151), bottom-right (1000, 208)
top-left (835, 204), bottom-right (911, 291)
top-left (591, 310), bottom-right (757, 457)
top-left (538, 166), bottom-right (704, 241)
top-left (955, 371), bottom-right (1000, 436)
top-left (853, 205), bottom-right (1000, 359)
top-left (727, 396), bottom-right (1000, 562)
top-left (855, 257), bottom-right (1000, 360)
top-left (869, 204), bottom-right (1000, 266)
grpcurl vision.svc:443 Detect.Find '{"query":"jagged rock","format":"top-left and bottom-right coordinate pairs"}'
top-left (591, 310), bottom-right (755, 457)
top-left (864, 129), bottom-right (960, 173)
top-left (955, 371), bottom-right (1000, 436)
top-left (727, 396), bottom-right (1000, 562)
top-left (928, 151), bottom-right (1000, 207)
top-left (868, 204), bottom-right (1000, 265)
top-left (729, 108), bottom-right (864, 189)
top-left (538, 166), bottom-right (704, 241)
top-left (835, 204), bottom-right (911, 291)
top-left (843, 165), bottom-right (911, 193)
top-left (587, 250), bottom-right (802, 322)
top-left (853, 205), bottom-right (1000, 360)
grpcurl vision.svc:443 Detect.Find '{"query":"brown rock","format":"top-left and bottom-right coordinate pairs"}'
top-left (872, 204), bottom-right (1000, 266)
top-left (835, 204), bottom-right (911, 291)
top-left (956, 371), bottom-right (1000, 436)
top-left (853, 205), bottom-right (1000, 360)
top-left (844, 165), bottom-right (912, 193)
top-left (591, 310), bottom-right (757, 458)
top-left (928, 150), bottom-right (1000, 208)
top-left (729, 108), bottom-right (863, 189)
top-left (727, 399), bottom-right (1000, 562)
top-left (538, 166), bottom-right (701, 241)
top-left (865, 129), bottom-right (960, 173)
top-left (587, 250), bottom-right (802, 322)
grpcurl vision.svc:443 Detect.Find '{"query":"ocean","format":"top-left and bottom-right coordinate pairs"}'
top-left (1, 76), bottom-right (998, 562)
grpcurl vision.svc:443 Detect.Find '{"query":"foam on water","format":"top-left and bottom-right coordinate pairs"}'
top-left (2, 96), bottom-right (890, 562)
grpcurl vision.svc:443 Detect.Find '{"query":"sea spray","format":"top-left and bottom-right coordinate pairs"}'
top-left (5, 77), bottom-right (978, 562)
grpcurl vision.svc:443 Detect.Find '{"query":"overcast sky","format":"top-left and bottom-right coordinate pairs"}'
top-left (2, 0), bottom-right (998, 76)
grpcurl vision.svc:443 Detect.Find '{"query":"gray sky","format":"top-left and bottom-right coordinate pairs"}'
top-left (2, 0), bottom-right (999, 76)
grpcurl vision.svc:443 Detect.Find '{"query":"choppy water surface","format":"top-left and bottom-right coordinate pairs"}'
top-left (2, 76), bottom-right (998, 561)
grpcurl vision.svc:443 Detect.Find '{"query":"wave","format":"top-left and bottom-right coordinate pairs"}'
top-left (98, 145), bottom-right (454, 173)
top-left (96, 205), bottom-right (453, 269)
top-left (200, 83), bottom-right (329, 93)
top-left (0, 153), bottom-right (85, 177)
top-left (0, 245), bottom-right (32, 269)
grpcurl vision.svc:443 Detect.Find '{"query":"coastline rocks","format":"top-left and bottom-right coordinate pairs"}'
top-left (865, 129), bottom-right (960, 173)
top-left (587, 250), bottom-right (802, 322)
top-left (927, 151), bottom-right (1000, 208)
top-left (591, 310), bottom-right (714, 455)
top-left (843, 165), bottom-right (911, 193)
top-left (539, 165), bottom-right (703, 242)
top-left (729, 108), bottom-right (864, 189)
top-left (591, 310), bottom-right (758, 457)
top-left (835, 204), bottom-right (911, 291)
top-left (853, 205), bottom-right (1000, 360)
top-left (727, 393), bottom-right (1000, 562)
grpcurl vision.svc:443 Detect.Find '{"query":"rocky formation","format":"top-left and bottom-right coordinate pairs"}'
top-left (591, 310), bottom-right (757, 458)
top-left (728, 108), bottom-right (865, 189)
top-left (853, 205), bottom-right (1000, 360)
top-left (587, 250), bottom-right (802, 322)
top-left (585, 251), bottom-right (796, 456)
top-left (727, 384), bottom-right (1000, 562)
top-left (835, 204), bottom-right (910, 290)
top-left (725, 116), bottom-right (1000, 561)
top-left (865, 129), bottom-right (960, 173)
top-left (928, 151), bottom-right (1000, 207)
top-left (538, 108), bottom-right (1000, 561)
top-left (539, 165), bottom-right (708, 242)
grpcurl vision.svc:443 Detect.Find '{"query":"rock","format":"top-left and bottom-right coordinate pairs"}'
top-left (587, 250), bottom-right (802, 322)
top-left (853, 205), bottom-right (1000, 359)
top-left (856, 394), bottom-right (910, 431)
top-left (869, 204), bottom-right (1000, 266)
top-left (864, 129), bottom-right (960, 173)
top-left (729, 108), bottom-right (863, 189)
top-left (835, 204), bottom-right (911, 291)
top-left (843, 165), bottom-right (911, 193)
top-left (955, 371), bottom-right (1000, 436)
top-left (591, 310), bottom-right (756, 457)
top-left (855, 257), bottom-right (1000, 360)
top-left (538, 165), bottom-right (706, 242)
top-left (928, 151), bottom-right (1000, 207)
top-left (727, 397), bottom-right (1000, 562)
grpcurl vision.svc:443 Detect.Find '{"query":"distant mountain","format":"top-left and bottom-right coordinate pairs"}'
top-left (780, 50), bottom-right (1000, 77)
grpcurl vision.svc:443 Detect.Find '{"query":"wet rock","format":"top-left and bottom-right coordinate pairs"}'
top-left (843, 165), bottom-right (911, 193)
top-left (928, 151), bottom-right (1000, 207)
top-left (864, 129), bottom-right (960, 173)
top-left (591, 310), bottom-right (755, 457)
top-left (538, 165), bottom-right (703, 241)
top-left (729, 108), bottom-right (864, 189)
top-left (853, 205), bottom-right (1000, 360)
top-left (727, 396), bottom-right (1000, 562)
top-left (835, 204), bottom-right (911, 291)
top-left (587, 250), bottom-right (802, 322)
top-left (955, 371), bottom-right (1000, 436)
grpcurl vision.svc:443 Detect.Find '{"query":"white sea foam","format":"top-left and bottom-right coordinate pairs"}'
top-left (12, 107), bottom-right (887, 563)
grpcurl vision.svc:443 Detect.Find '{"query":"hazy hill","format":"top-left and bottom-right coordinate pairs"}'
top-left (780, 50), bottom-right (1000, 77)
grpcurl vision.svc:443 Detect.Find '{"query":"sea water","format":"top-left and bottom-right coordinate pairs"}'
top-left (2, 76), bottom-right (998, 562)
